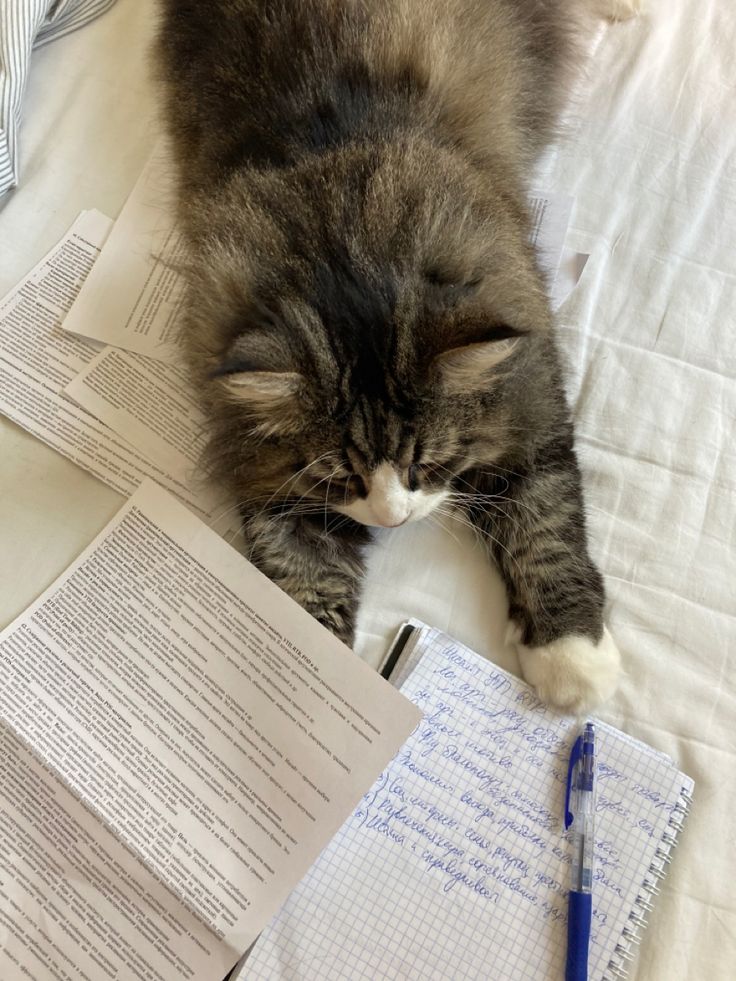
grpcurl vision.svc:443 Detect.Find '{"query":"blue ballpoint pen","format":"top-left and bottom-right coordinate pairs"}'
top-left (563, 722), bottom-right (596, 981)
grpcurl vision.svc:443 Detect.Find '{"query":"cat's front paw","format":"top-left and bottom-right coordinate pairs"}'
top-left (313, 608), bottom-right (355, 648)
top-left (275, 579), bottom-right (356, 647)
top-left (515, 628), bottom-right (621, 714)
top-left (298, 596), bottom-right (355, 648)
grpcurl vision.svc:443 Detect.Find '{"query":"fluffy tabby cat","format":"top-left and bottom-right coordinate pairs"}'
top-left (156, 0), bottom-right (641, 712)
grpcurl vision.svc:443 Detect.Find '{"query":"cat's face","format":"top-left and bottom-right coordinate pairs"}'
top-left (206, 284), bottom-right (531, 529)
top-left (206, 304), bottom-right (540, 532)
top-left (188, 143), bottom-right (551, 527)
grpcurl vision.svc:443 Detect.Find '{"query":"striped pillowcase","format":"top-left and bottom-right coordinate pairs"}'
top-left (0, 0), bottom-right (118, 197)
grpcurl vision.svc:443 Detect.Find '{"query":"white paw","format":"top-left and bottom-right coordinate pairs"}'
top-left (515, 629), bottom-right (621, 714)
top-left (602, 0), bottom-right (647, 22)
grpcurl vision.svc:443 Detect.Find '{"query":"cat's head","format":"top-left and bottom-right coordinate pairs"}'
top-left (184, 141), bottom-right (554, 528)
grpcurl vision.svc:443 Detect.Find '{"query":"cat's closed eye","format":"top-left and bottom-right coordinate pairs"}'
top-left (351, 475), bottom-right (368, 497)
top-left (424, 268), bottom-right (483, 306)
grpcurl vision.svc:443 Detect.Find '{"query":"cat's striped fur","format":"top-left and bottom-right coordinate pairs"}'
top-left (156, 0), bottom-right (632, 711)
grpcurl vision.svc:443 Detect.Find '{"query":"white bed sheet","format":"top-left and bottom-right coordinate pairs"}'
top-left (0, 1), bottom-right (733, 978)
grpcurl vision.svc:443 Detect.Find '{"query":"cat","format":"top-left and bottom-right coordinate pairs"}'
top-left (155, 0), bottom-right (642, 712)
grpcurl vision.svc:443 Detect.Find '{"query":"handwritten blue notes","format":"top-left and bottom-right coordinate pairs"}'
top-left (246, 627), bottom-right (693, 981)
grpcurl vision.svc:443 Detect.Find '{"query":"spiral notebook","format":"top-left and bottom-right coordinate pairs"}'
top-left (241, 624), bottom-right (693, 980)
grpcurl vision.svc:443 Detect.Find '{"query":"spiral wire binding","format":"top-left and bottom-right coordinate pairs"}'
top-left (601, 786), bottom-right (692, 981)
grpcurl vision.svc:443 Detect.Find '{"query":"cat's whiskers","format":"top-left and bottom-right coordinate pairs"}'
top-left (212, 455), bottom-right (337, 531)
top-left (250, 452), bottom-right (340, 523)
top-left (322, 514), bottom-right (355, 537)
top-left (433, 461), bottom-right (512, 499)
top-left (432, 503), bottom-right (552, 625)
top-left (210, 490), bottom-right (292, 530)
top-left (285, 464), bottom-right (343, 518)
top-left (443, 468), bottom-right (575, 532)
top-left (220, 452), bottom-right (340, 558)
top-left (446, 489), bottom-right (586, 573)
top-left (243, 497), bottom-right (347, 562)
top-left (244, 465), bottom-right (345, 550)
top-left (323, 469), bottom-right (337, 534)
top-left (426, 512), bottom-right (463, 549)
top-left (434, 458), bottom-right (524, 494)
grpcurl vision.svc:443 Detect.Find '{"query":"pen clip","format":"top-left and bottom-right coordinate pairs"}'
top-left (564, 734), bottom-right (583, 830)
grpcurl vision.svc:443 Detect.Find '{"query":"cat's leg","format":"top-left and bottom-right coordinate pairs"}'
top-left (241, 509), bottom-right (368, 646)
top-left (462, 448), bottom-right (620, 713)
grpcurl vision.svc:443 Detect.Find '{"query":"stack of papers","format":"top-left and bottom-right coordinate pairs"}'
top-left (0, 479), bottom-right (421, 979)
top-left (0, 202), bottom-right (236, 533)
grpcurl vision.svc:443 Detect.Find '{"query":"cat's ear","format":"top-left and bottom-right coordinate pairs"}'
top-left (211, 330), bottom-right (307, 435)
top-left (217, 366), bottom-right (303, 407)
top-left (214, 365), bottom-right (306, 435)
top-left (432, 326), bottom-right (523, 396)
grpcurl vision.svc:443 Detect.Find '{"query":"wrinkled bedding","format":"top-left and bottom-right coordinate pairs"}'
top-left (0, 2), bottom-right (733, 977)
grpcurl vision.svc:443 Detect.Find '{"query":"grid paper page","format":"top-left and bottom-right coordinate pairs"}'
top-left (245, 628), bottom-right (692, 980)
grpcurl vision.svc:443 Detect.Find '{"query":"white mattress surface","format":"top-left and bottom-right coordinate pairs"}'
top-left (0, 1), bottom-right (734, 978)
